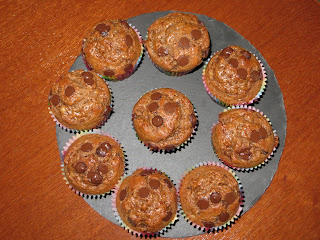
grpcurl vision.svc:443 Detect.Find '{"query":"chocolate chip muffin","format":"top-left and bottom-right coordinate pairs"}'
top-left (212, 108), bottom-right (279, 169)
top-left (63, 134), bottom-right (125, 195)
top-left (132, 88), bottom-right (197, 152)
top-left (203, 45), bottom-right (266, 106)
top-left (115, 168), bottom-right (178, 234)
top-left (49, 70), bottom-right (112, 131)
top-left (179, 164), bottom-right (241, 229)
top-left (82, 19), bottom-right (143, 80)
top-left (145, 12), bottom-right (210, 75)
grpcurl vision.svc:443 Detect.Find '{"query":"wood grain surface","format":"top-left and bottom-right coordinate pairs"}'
top-left (1, 0), bottom-right (319, 239)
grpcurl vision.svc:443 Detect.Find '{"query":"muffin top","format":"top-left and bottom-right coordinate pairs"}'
top-left (116, 168), bottom-right (177, 233)
top-left (82, 19), bottom-right (142, 78)
top-left (179, 165), bottom-right (241, 228)
top-left (212, 108), bottom-right (279, 169)
top-left (204, 45), bottom-right (264, 105)
top-left (145, 12), bottom-right (210, 73)
top-left (132, 88), bottom-right (197, 151)
top-left (63, 134), bottom-right (125, 195)
top-left (49, 70), bottom-right (112, 130)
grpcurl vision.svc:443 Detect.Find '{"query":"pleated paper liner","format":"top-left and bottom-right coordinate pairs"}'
top-left (178, 161), bottom-right (244, 233)
top-left (61, 130), bottom-right (128, 199)
top-left (131, 88), bottom-right (198, 153)
top-left (211, 105), bottom-right (279, 172)
top-left (111, 168), bottom-right (179, 238)
top-left (82, 23), bottom-right (144, 81)
top-left (202, 49), bottom-right (267, 107)
top-left (48, 76), bottom-right (114, 134)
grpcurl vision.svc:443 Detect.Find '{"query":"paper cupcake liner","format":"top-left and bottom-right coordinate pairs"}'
top-left (211, 105), bottom-right (279, 172)
top-left (61, 130), bottom-right (128, 198)
top-left (48, 77), bottom-right (114, 133)
top-left (202, 50), bottom-right (267, 107)
top-left (82, 23), bottom-right (144, 81)
top-left (131, 88), bottom-right (198, 153)
top-left (178, 161), bottom-right (244, 233)
top-left (111, 167), bottom-right (179, 237)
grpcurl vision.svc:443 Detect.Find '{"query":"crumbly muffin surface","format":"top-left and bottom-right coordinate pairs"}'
top-left (212, 108), bottom-right (279, 168)
top-left (179, 165), bottom-right (240, 228)
top-left (49, 70), bottom-right (112, 130)
top-left (116, 169), bottom-right (177, 233)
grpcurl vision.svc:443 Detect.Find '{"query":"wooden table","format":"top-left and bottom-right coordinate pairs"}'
top-left (1, 0), bottom-right (319, 239)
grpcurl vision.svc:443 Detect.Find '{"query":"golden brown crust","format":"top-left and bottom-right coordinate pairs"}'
top-left (63, 134), bottom-right (125, 195)
top-left (204, 45), bottom-right (264, 105)
top-left (82, 19), bottom-right (142, 77)
top-left (145, 12), bottom-right (210, 73)
top-left (179, 165), bottom-right (240, 228)
top-left (212, 108), bottom-right (279, 168)
top-left (132, 88), bottom-right (197, 151)
top-left (49, 70), bottom-right (112, 130)
top-left (116, 169), bottom-right (177, 233)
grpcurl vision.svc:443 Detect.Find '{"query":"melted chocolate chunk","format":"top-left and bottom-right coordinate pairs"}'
top-left (104, 105), bottom-right (112, 116)
top-left (219, 212), bottom-right (230, 222)
top-left (237, 68), bottom-right (247, 79)
top-left (220, 47), bottom-right (233, 59)
top-left (164, 102), bottom-right (178, 114)
top-left (81, 72), bottom-right (94, 85)
top-left (241, 50), bottom-right (251, 59)
top-left (74, 162), bottom-right (87, 173)
top-left (125, 35), bottom-right (133, 47)
top-left (164, 145), bottom-right (176, 151)
top-left (127, 217), bottom-right (136, 227)
top-left (124, 63), bottom-right (133, 74)
top-left (65, 86), bottom-right (75, 97)
top-left (152, 115), bottom-right (163, 127)
top-left (197, 199), bottom-right (209, 210)
top-left (147, 102), bottom-right (158, 112)
top-left (98, 164), bottom-right (108, 174)
top-left (140, 169), bottom-right (156, 176)
top-left (51, 95), bottom-right (60, 106)
top-left (210, 192), bottom-right (222, 204)
top-left (203, 222), bottom-right (215, 228)
top-left (190, 114), bottom-right (197, 128)
top-left (90, 172), bottom-right (103, 185)
top-left (96, 142), bottom-right (112, 157)
top-left (149, 179), bottom-right (160, 189)
top-left (251, 70), bottom-right (261, 81)
top-left (119, 19), bottom-right (129, 28)
top-left (250, 130), bottom-right (261, 143)
top-left (225, 192), bottom-right (237, 204)
top-left (138, 187), bottom-right (150, 198)
top-left (164, 178), bottom-right (172, 188)
top-left (238, 147), bottom-right (252, 160)
top-left (81, 142), bottom-right (93, 152)
top-left (163, 211), bottom-right (173, 222)
top-left (259, 127), bottom-right (268, 139)
top-left (179, 37), bottom-right (191, 49)
top-left (119, 188), bottom-right (127, 201)
top-left (104, 69), bottom-right (114, 77)
top-left (191, 29), bottom-right (202, 40)
top-left (228, 58), bottom-right (239, 68)
top-left (157, 46), bottom-right (168, 57)
top-left (95, 24), bottom-right (110, 36)
top-left (177, 55), bottom-right (189, 66)
top-left (151, 92), bottom-right (162, 100)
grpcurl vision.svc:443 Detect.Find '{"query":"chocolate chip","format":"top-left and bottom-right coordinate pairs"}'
top-left (164, 178), bottom-right (172, 188)
top-left (238, 147), bottom-right (252, 160)
top-left (74, 162), bottom-right (87, 173)
top-left (124, 63), bottom-right (133, 74)
top-left (96, 142), bottom-right (112, 157)
top-left (179, 37), bottom-right (190, 49)
top-left (81, 72), bottom-right (94, 85)
top-left (163, 211), bottom-right (173, 222)
top-left (119, 19), bottom-right (129, 28)
top-left (237, 68), bottom-right (247, 79)
top-left (81, 143), bottom-right (93, 152)
top-left (220, 47), bottom-right (233, 59)
top-left (95, 24), bottom-right (110, 36)
top-left (219, 212), bottom-right (230, 222)
top-left (119, 189), bottom-right (127, 201)
top-left (203, 222), bottom-right (215, 228)
top-left (225, 192), bottom-right (237, 204)
top-left (127, 217), bottom-right (136, 227)
top-left (177, 55), bottom-right (189, 66)
top-left (151, 92), bottom-right (162, 100)
top-left (251, 70), bottom-right (261, 81)
top-left (250, 130), bottom-right (260, 143)
top-left (190, 114), bottom-right (197, 128)
top-left (152, 115), bottom-right (163, 127)
top-left (210, 192), bottom-right (222, 204)
top-left (149, 179), bottom-right (160, 189)
top-left (125, 35), bottom-right (133, 47)
top-left (259, 127), bottom-right (268, 139)
top-left (104, 69), bottom-right (114, 77)
top-left (164, 145), bottom-right (176, 151)
top-left (90, 172), bottom-right (102, 185)
top-left (98, 164), bottom-right (108, 174)
top-left (191, 29), bottom-right (202, 40)
top-left (228, 58), bottom-right (239, 68)
top-left (51, 95), bottom-right (60, 106)
top-left (138, 187), bottom-right (150, 198)
top-left (158, 46), bottom-right (168, 57)
top-left (197, 199), bottom-right (209, 210)
top-left (241, 50), bottom-right (251, 59)
top-left (164, 102), bottom-right (178, 114)
top-left (140, 169), bottom-right (156, 176)
top-left (147, 102), bottom-right (158, 112)
top-left (65, 86), bottom-right (75, 97)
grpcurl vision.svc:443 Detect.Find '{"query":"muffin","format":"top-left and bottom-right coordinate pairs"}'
top-left (145, 12), bottom-right (210, 76)
top-left (115, 168), bottom-right (178, 235)
top-left (203, 45), bottom-right (266, 106)
top-left (82, 19), bottom-right (143, 80)
top-left (63, 133), bottom-right (125, 195)
top-left (132, 88), bottom-right (197, 152)
top-left (179, 163), bottom-right (242, 230)
top-left (212, 107), bottom-right (279, 170)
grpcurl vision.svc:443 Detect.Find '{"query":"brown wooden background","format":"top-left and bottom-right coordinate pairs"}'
top-left (1, 0), bottom-right (320, 239)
